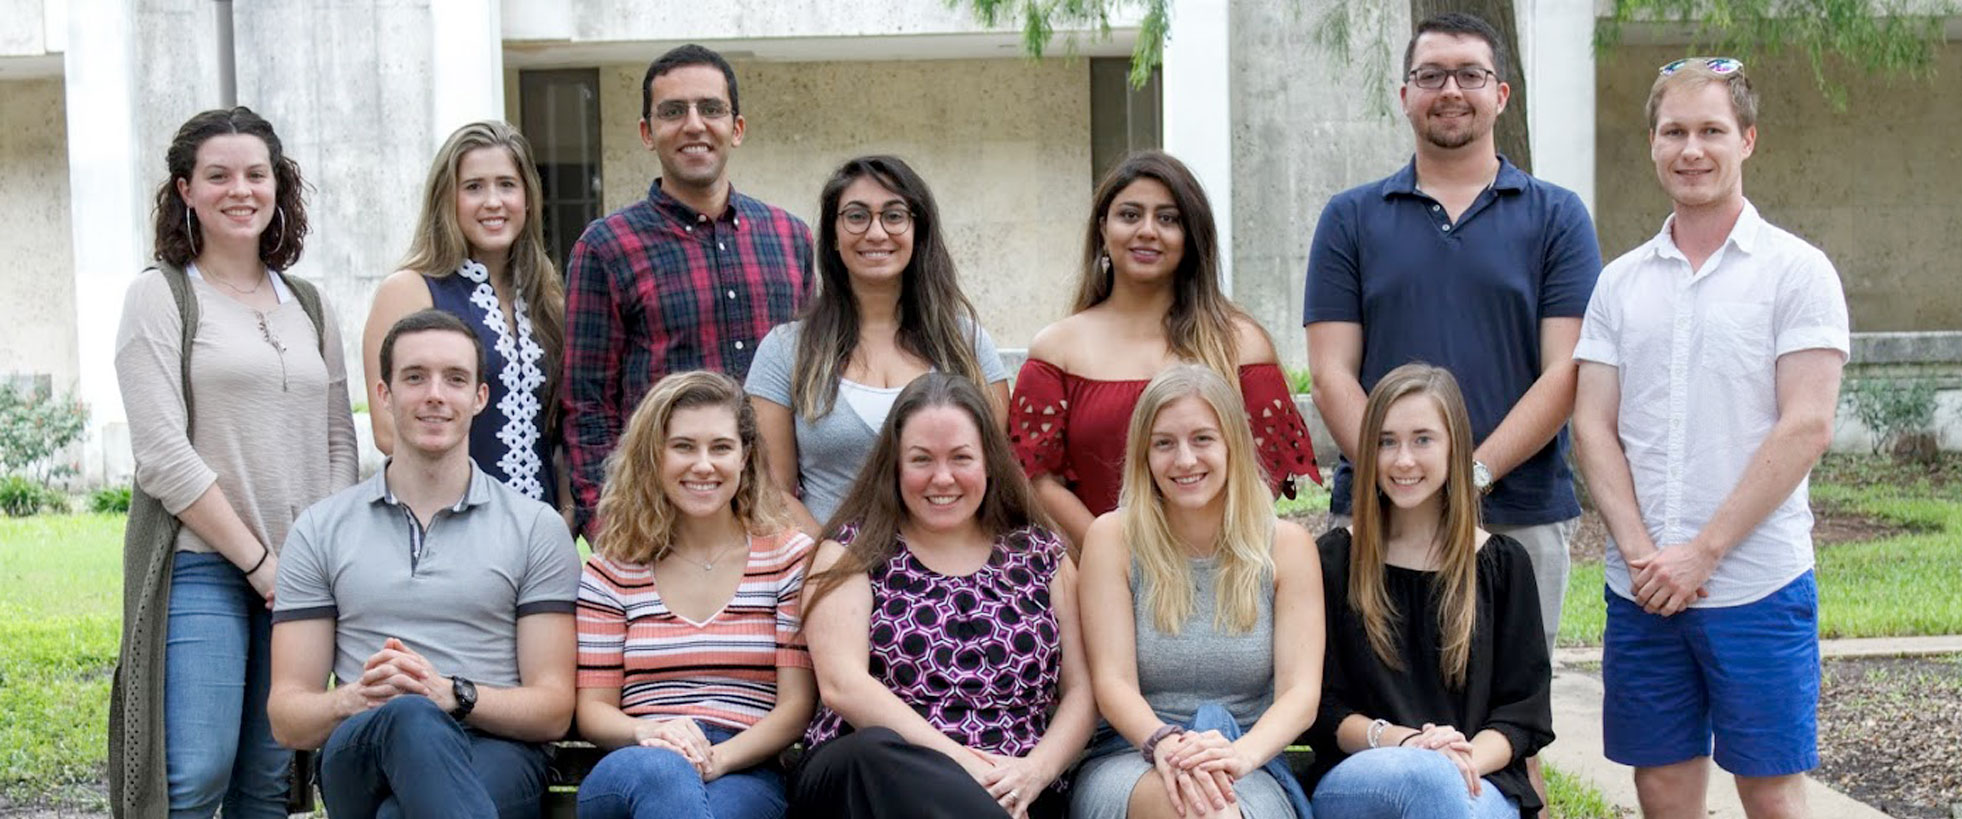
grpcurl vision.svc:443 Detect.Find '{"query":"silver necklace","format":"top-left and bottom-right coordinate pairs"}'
top-left (670, 533), bottom-right (748, 573)
top-left (211, 269), bottom-right (268, 295)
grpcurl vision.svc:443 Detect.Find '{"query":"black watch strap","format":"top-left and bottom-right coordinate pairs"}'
top-left (449, 676), bottom-right (477, 721)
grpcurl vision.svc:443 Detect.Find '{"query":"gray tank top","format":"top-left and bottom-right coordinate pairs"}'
top-left (1131, 555), bottom-right (1275, 727)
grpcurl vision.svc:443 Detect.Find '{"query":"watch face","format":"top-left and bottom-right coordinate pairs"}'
top-left (1473, 462), bottom-right (1493, 488)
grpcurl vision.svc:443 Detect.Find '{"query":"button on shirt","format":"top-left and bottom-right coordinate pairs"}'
top-left (562, 180), bottom-right (815, 538)
top-left (1574, 200), bottom-right (1849, 608)
top-left (1303, 157), bottom-right (1601, 526)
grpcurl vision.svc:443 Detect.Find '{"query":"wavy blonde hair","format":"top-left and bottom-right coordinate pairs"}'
top-left (596, 371), bottom-right (784, 564)
top-left (1348, 363), bottom-right (1481, 688)
top-left (401, 121), bottom-right (566, 425)
top-left (1118, 364), bottom-right (1275, 635)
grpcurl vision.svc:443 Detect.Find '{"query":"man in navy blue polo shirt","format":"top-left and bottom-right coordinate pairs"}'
top-left (1304, 12), bottom-right (1600, 661)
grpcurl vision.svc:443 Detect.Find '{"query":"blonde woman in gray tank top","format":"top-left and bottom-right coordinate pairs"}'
top-left (1074, 365), bottom-right (1325, 819)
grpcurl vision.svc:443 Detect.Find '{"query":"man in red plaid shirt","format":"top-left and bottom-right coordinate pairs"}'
top-left (562, 44), bottom-right (814, 540)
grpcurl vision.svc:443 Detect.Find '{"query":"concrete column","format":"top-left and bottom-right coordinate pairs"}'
top-left (431, 0), bottom-right (505, 146)
top-left (233, 0), bottom-right (441, 375)
top-left (1519, 0), bottom-right (1595, 213)
top-left (1160, 0), bottom-right (1234, 296)
top-left (63, 0), bottom-right (221, 482)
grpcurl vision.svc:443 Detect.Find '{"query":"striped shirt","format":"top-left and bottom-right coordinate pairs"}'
top-left (562, 180), bottom-right (814, 538)
top-left (576, 529), bottom-right (816, 731)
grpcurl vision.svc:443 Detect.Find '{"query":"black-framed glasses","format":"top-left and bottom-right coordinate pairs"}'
top-left (1407, 66), bottom-right (1496, 90)
top-left (651, 99), bottom-right (732, 122)
top-left (1659, 57), bottom-right (1745, 76)
top-left (838, 207), bottom-right (913, 236)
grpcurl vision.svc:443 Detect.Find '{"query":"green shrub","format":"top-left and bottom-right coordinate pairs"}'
top-left (0, 475), bottom-right (67, 517)
top-left (1843, 377), bottom-right (1938, 455)
top-left (89, 485), bottom-right (132, 514)
top-left (1285, 365), bottom-right (1313, 395)
top-left (0, 385), bottom-right (89, 483)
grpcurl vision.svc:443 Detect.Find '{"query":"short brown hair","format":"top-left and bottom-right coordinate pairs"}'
top-left (1647, 61), bottom-right (1758, 133)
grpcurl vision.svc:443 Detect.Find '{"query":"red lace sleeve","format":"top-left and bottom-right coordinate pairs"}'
top-left (1239, 364), bottom-right (1322, 496)
top-left (1008, 359), bottom-right (1075, 483)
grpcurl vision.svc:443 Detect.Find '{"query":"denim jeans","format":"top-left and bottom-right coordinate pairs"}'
top-left (163, 551), bottom-right (289, 819)
top-left (320, 695), bottom-right (548, 819)
top-left (1310, 747), bottom-right (1517, 819)
top-left (578, 723), bottom-right (786, 819)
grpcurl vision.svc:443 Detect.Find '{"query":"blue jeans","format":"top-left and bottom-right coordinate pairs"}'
top-left (1083, 701), bottom-right (1314, 818)
top-left (320, 695), bottom-right (548, 819)
top-left (1310, 747), bottom-right (1517, 819)
top-left (163, 551), bottom-right (288, 819)
top-left (578, 723), bottom-right (786, 819)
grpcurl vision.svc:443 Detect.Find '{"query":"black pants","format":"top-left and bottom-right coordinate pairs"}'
top-left (788, 728), bottom-right (1066, 819)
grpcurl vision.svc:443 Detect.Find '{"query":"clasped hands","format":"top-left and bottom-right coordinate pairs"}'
top-left (1152, 730), bottom-right (1259, 818)
top-left (960, 747), bottom-right (1056, 819)
top-left (1626, 539), bottom-right (1716, 617)
top-left (633, 716), bottom-right (726, 781)
top-left (340, 637), bottom-right (454, 716)
top-left (1399, 723), bottom-right (1482, 797)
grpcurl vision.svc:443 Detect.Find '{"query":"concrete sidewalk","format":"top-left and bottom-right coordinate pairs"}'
top-left (1540, 634), bottom-right (1962, 818)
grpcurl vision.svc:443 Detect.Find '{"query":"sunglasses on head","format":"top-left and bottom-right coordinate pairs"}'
top-left (1659, 57), bottom-right (1744, 76)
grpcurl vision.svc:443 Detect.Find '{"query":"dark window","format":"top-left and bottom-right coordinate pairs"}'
top-left (1090, 57), bottom-right (1162, 183)
top-left (519, 69), bottom-right (603, 276)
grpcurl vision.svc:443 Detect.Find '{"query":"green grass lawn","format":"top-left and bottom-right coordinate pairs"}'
top-left (1545, 761), bottom-right (1623, 818)
top-left (0, 513), bottom-right (122, 807)
top-left (1560, 472), bottom-right (1962, 647)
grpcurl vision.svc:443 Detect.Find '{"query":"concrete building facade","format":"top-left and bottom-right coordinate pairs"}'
top-left (1, 0), bottom-right (1955, 484)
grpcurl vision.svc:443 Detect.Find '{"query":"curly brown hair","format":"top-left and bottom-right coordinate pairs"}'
top-left (152, 107), bottom-right (309, 270)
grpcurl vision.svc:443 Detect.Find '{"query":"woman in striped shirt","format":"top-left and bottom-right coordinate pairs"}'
top-left (574, 371), bottom-right (817, 819)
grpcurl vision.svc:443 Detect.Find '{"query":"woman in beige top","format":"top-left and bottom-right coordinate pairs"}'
top-left (111, 107), bottom-right (357, 818)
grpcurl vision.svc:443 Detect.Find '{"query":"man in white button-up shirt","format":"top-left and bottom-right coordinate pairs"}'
top-left (1573, 59), bottom-right (1848, 819)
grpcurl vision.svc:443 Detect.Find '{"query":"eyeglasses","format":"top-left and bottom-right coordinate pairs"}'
top-left (1407, 66), bottom-right (1497, 90)
top-left (838, 207), bottom-right (913, 236)
top-left (651, 99), bottom-right (732, 122)
top-left (1659, 57), bottom-right (1745, 76)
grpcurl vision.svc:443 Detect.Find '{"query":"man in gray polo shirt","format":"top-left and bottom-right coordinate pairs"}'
top-left (268, 310), bottom-right (579, 819)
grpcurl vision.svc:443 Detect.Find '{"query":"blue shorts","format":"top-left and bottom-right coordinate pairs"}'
top-left (1601, 571), bottom-right (1819, 777)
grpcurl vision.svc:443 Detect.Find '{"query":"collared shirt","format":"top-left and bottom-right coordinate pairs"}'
top-left (1575, 200), bottom-right (1849, 607)
top-left (1303, 156), bottom-right (1601, 526)
top-left (562, 180), bottom-right (814, 538)
top-left (273, 461), bottom-right (581, 687)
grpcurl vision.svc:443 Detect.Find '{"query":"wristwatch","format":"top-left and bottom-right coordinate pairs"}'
top-left (449, 676), bottom-right (478, 721)
top-left (1471, 460), bottom-right (1494, 495)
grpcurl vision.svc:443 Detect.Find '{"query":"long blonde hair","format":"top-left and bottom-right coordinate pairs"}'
top-left (1118, 365), bottom-right (1275, 635)
top-left (401, 121), bottom-right (566, 423)
top-left (1349, 363), bottom-right (1481, 688)
top-left (596, 371), bottom-right (784, 565)
top-left (1075, 151), bottom-right (1253, 390)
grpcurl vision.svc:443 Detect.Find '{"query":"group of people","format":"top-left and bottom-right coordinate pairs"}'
top-left (107, 11), bottom-right (1846, 819)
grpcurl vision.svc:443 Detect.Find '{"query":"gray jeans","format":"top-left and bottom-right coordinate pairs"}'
top-left (1325, 515), bottom-right (1577, 658)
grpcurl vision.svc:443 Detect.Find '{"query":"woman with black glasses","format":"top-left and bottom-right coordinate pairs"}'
top-left (745, 155), bottom-right (1009, 535)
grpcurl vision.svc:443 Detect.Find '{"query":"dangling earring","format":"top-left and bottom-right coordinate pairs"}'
top-left (184, 204), bottom-right (199, 257)
top-left (268, 207), bottom-right (286, 256)
top-left (1099, 253), bottom-right (1111, 276)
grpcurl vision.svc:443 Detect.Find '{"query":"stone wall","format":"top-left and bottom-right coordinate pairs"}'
top-left (598, 57), bottom-right (1092, 349)
top-left (0, 77), bottom-right (75, 387)
top-left (1595, 42), bottom-right (1962, 332)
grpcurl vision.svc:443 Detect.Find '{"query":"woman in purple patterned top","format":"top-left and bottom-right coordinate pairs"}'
top-left (792, 373), bottom-right (1096, 819)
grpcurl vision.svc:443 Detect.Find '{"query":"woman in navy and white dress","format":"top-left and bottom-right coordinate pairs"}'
top-left (362, 120), bottom-right (566, 505)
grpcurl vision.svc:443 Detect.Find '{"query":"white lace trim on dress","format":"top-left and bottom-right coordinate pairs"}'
top-left (457, 259), bottom-right (546, 500)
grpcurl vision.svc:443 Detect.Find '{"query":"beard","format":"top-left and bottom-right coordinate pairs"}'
top-left (1418, 105), bottom-right (1482, 150)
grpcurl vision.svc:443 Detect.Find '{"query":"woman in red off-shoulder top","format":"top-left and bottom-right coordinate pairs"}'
top-left (1009, 151), bottom-right (1319, 553)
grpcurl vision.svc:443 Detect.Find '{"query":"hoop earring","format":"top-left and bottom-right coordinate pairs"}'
top-left (184, 204), bottom-right (199, 257)
top-left (268, 208), bottom-right (286, 256)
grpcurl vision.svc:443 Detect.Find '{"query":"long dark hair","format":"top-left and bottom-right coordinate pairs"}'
top-left (802, 373), bottom-right (1048, 616)
top-left (152, 107), bottom-right (308, 270)
top-left (1072, 150), bottom-right (1252, 387)
top-left (793, 155), bottom-right (989, 420)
